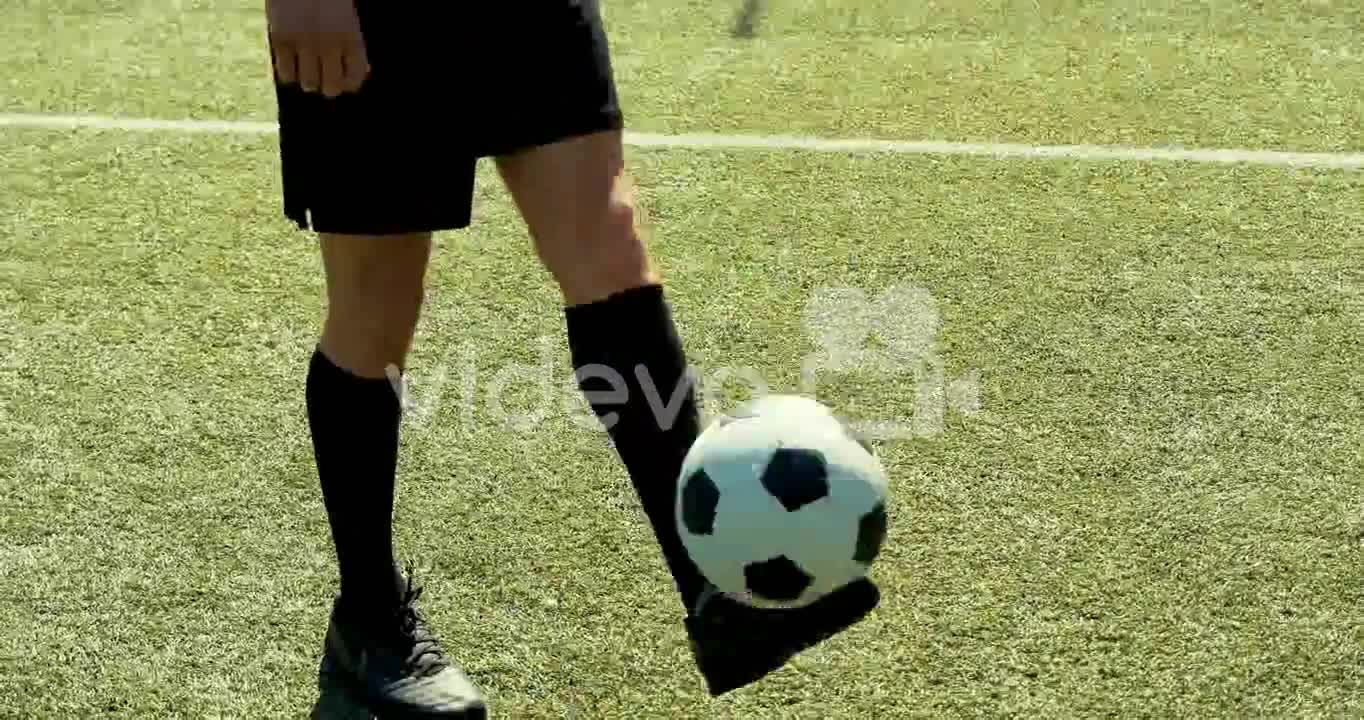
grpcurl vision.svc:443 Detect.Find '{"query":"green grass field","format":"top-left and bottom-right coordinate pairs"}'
top-left (3, 1), bottom-right (1363, 717)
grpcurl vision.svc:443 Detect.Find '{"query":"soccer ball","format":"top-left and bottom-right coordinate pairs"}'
top-left (674, 394), bottom-right (889, 609)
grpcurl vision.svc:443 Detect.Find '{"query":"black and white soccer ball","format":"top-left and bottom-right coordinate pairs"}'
top-left (674, 394), bottom-right (889, 609)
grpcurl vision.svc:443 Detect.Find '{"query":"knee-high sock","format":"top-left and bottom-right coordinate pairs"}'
top-left (564, 284), bottom-right (707, 610)
top-left (306, 348), bottom-right (405, 611)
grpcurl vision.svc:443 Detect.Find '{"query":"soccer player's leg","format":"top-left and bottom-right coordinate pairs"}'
top-left (309, 232), bottom-right (484, 719)
top-left (303, 232), bottom-right (486, 720)
top-left (494, 133), bottom-right (879, 695)
top-left (312, 233), bottom-right (426, 615)
top-left (272, 26), bottom-right (486, 720)
top-left (494, 131), bottom-right (703, 604)
top-left (305, 239), bottom-right (487, 720)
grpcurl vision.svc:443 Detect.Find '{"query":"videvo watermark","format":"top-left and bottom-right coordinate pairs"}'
top-left (389, 283), bottom-right (981, 442)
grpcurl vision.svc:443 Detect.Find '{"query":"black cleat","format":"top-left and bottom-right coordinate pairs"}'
top-left (310, 571), bottom-right (486, 719)
top-left (684, 577), bottom-right (880, 696)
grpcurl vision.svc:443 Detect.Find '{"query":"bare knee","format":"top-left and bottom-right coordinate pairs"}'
top-left (576, 192), bottom-right (651, 295)
top-left (323, 283), bottom-right (424, 377)
top-left (495, 132), bottom-right (659, 305)
top-left (317, 232), bottom-right (431, 377)
top-left (541, 180), bottom-right (657, 305)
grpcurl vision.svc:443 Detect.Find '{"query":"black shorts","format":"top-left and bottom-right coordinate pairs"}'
top-left (272, 1), bottom-right (623, 235)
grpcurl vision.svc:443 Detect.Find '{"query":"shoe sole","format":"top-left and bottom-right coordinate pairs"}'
top-left (311, 652), bottom-right (378, 720)
top-left (311, 652), bottom-right (488, 720)
top-left (690, 577), bottom-right (881, 697)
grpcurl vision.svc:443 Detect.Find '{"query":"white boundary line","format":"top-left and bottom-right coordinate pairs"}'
top-left (2, 112), bottom-right (1361, 169)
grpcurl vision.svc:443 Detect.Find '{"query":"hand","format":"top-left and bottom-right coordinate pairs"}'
top-left (266, 0), bottom-right (370, 98)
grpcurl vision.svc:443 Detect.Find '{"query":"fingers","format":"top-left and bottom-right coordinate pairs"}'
top-left (295, 41), bottom-right (323, 94)
top-left (319, 46), bottom-right (344, 97)
top-left (341, 39), bottom-right (371, 94)
top-left (272, 42), bottom-right (299, 86)
top-left (273, 35), bottom-right (368, 97)
top-left (324, 38), bottom-right (370, 97)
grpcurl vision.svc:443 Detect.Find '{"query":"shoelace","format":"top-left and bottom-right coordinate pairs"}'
top-left (393, 570), bottom-right (450, 677)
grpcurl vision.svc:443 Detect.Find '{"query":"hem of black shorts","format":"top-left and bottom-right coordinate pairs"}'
top-left (478, 109), bottom-right (625, 158)
top-left (286, 209), bottom-right (474, 236)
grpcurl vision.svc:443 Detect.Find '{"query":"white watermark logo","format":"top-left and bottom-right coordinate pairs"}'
top-left (799, 283), bottom-right (980, 439)
top-left (390, 282), bottom-right (980, 442)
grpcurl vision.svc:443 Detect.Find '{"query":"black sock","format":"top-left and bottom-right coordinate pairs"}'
top-left (565, 284), bottom-right (708, 611)
top-left (305, 348), bottom-right (405, 611)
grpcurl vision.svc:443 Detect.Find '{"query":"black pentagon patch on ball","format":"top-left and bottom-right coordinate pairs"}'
top-left (680, 469), bottom-right (720, 535)
top-left (853, 502), bottom-right (887, 564)
top-left (760, 447), bottom-right (830, 512)
top-left (744, 555), bottom-right (813, 602)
